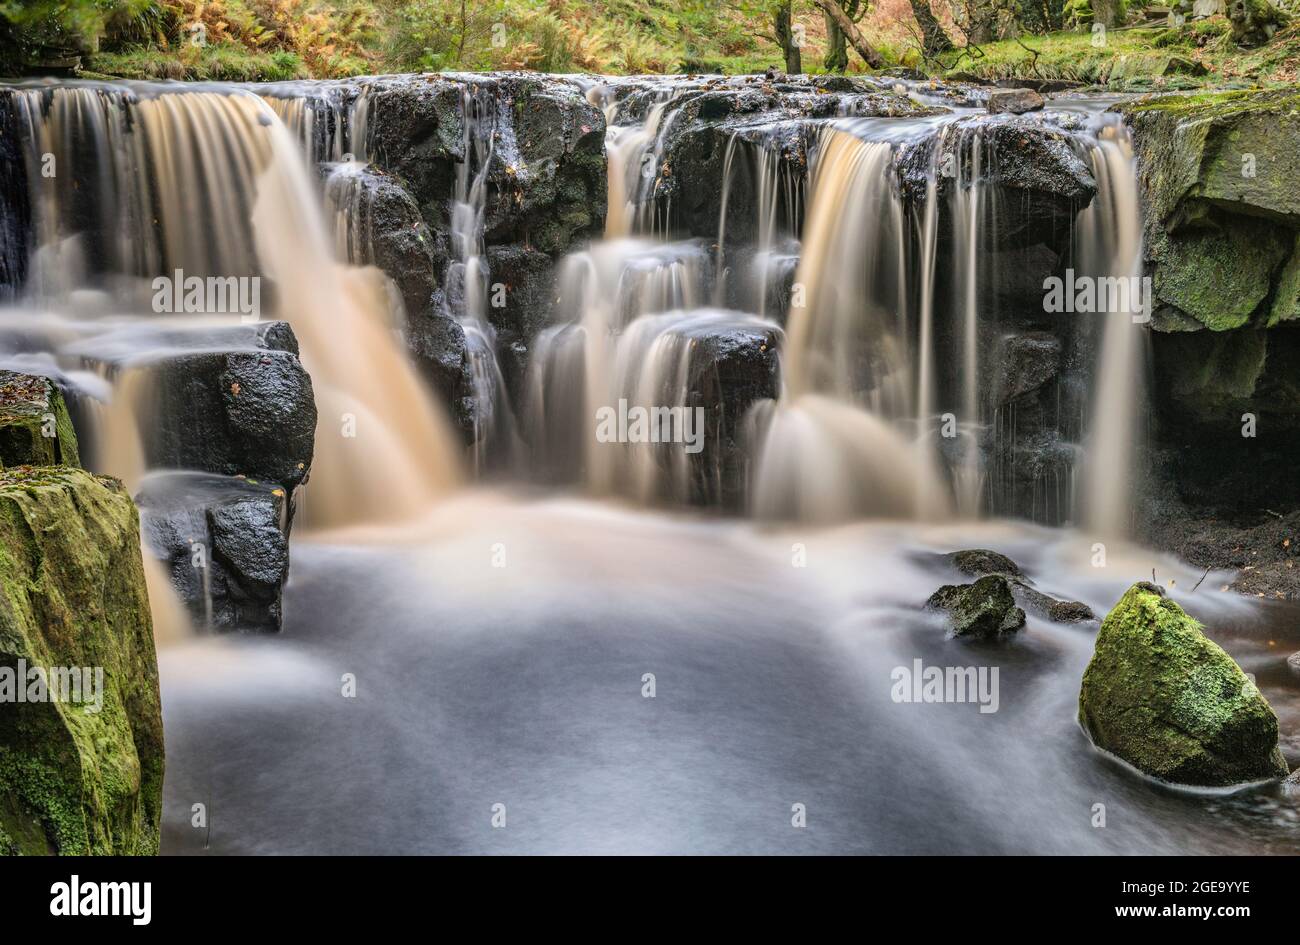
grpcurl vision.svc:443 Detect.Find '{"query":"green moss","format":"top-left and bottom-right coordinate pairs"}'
top-left (0, 371), bottom-right (80, 470)
top-left (0, 466), bottom-right (163, 855)
top-left (1079, 583), bottom-right (1288, 786)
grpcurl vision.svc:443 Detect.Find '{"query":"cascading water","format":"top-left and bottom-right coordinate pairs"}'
top-left (1, 83), bottom-right (461, 535)
top-left (4, 73), bottom-right (1292, 856)
top-left (1077, 115), bottom-right (1146, 538)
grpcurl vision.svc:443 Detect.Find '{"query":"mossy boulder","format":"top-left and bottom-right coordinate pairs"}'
top-left (1079, 582), bottom-right (1288, 786)
top-left (925, 575), bottom-right (1027, 639)
top-left (0, 466), bottom-right (164, 854)
top-left (0, 371), bottom-right (80, 469)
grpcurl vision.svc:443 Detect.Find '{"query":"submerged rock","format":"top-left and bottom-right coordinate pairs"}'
top-left (931, 548), bottom-right (1095, 623)
top-left (926, 574), bottom-right (1027, 639)
top-left (136, 471), bottom-right (290, 634)
top-left (0, 369), bottom-right (80, 468)
top-left (0, 466), bottom-right (164, 854)
top-left (1079, 582), bottom-right (1288, 786)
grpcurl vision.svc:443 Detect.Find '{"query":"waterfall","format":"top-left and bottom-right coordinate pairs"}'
top-left (4, 83), bottom-right (461, 531)
top-left (751, 127), bottom-right (949, 523)
top-left (1078, 117), bottom-right (1147, 538)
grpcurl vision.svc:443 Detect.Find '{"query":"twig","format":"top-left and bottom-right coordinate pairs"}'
top-left (1191, 567), bottom-right (1210, 592)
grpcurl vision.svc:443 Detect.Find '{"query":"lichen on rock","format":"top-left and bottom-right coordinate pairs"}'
top-left (1078, 581), bottom-right (1288, 787)
top-left (0, 466), bottom-right (164, 854)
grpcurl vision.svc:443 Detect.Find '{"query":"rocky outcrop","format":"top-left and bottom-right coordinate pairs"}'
top-left (1079, 582), bottom-right (1288, 786)
top-left (0, 466), bottom-right (164, 854)
top-left (0, 370), bottom-right (80, 468)
top-left (925, 574), bottom-right (1027, 639)
top-left (1122, 89), bottom-right (1300, 515)
top-left (602, 74), bottom-right (942, 246)
top-left (136, 471), bottom-right (290, 634)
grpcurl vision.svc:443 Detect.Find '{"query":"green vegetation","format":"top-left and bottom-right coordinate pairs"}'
top-left (1, 0), bottom-right (1298, 82)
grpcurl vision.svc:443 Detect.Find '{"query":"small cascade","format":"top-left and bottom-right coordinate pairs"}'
top-left (714, 132), bottom-right (803, 319)
top-left (441, 83), bottom-right (520, 473)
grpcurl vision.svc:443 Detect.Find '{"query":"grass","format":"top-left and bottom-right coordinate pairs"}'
top-left (936, 21), bottom-right (1300, 89)
top-left (90, 42), bottom-right (309, 81)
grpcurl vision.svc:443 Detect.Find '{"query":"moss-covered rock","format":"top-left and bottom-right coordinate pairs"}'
top-left (0, 371), bottom-right (80, 469)
top-left (1079, 582), bottom-right (1288, 786)
top-left (0, 466), bottom-right (163, 854)
top-left (925, 574), bottom-right (1027, 639)
top-left (1122, 88), bottom-right (1300, 334)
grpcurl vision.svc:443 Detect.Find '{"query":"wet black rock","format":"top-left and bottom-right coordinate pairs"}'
top-left (681, 315), bottom-right (783, 510)
top-left (484, 243), bottom-right (557, 341)
top-left (136, 471), bottom-right (290, 633)
top-left (993, 331), bottom-right (1062, 407)
top-left (363, 74), bottom-right (606, 257)
top-left (601, 74), bottom-right (944, 246)
top-left (76, 322), bottom-right (316, 488)
top-left (926, 574), bottom-right (1027, 639)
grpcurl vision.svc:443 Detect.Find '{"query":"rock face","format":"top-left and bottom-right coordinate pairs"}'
top-left (898, 113), bottom-right (1098, 251)
top-left (1122, 89), bottom-right (1300, 515)
top-left (926, 575), bottom-right (1027, 639)
top-left (0, 466), bottom-right (164, 854)
top-left (1079, 582), bottom-right (1289, 786)
top-left (136, 471), bottom-right (290, 634)
top-left (0, 370), bottom-right (80, 468)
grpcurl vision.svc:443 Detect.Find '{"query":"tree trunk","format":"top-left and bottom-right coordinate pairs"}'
top-left (809, 0), bottom-right (885, 68)
top-left (910, 0), bottom-right (955, 54)
top-left (823, 11), bottom-right (849, 71)
top-left (774, 2), bottom-right (803, 74)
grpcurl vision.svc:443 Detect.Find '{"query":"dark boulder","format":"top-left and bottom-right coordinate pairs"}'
top-left (898, 114), bottom-right (1098, 251)
top-left (945, 548), bottom-right (1023, 578)
top-left (74, 322), bottom-right (316, 488)
top-left (136, 471), bottom-right (290, 634)
top-left (320, 161), bottom-right (441, 318)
